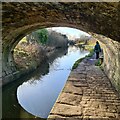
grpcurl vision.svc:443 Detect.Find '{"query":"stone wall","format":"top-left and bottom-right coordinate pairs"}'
top-left (92, 34), bottom-right (120, 92)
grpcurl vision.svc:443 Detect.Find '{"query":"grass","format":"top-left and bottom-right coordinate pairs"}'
top-left (72, 49), bottom-right (94, 70)
top-left (72, 57), bottom-right (85, 70)
top-left (85, 49), bottom-right (94, 58)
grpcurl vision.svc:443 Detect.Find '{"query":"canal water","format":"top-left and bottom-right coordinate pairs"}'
top-left (2, 46), bottom-right (89, 119)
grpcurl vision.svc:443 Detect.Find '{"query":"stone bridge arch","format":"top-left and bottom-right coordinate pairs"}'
top-left (2, 2), bottom-right (120, 91)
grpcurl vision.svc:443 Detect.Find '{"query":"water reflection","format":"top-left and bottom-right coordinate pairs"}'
top-left (2, 47), bottom-right (68, 119)
top-left (17, 46), bottom-right (89, 118)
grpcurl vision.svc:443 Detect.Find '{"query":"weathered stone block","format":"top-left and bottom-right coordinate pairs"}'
top-left (63, 81), bottom-right (83, 95)
top-left (50, 103), bottom-right (82, 117)
top-left (57, 92), bottom-right (82, 106)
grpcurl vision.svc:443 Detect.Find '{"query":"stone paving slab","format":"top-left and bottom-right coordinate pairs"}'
top-left (50, 103), bottom-right (82, 117)
top-left (57, 92), bottom-right (82, 106)
top-left (48, 58), bottom-right (120, 119)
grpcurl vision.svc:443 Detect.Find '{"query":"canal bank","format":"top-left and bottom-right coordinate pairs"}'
top-left (48, 55), bottom-right (120, 119)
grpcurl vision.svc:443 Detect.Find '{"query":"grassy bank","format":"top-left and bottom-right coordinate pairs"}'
top-left (72, 49), bottom-right (94, 70)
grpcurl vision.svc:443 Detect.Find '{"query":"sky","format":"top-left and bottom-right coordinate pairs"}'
top-left (47, 27), bottom-right (90, 40)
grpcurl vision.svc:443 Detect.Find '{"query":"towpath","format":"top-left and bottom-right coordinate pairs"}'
top-left (48, 56), bottom-right (120, 119)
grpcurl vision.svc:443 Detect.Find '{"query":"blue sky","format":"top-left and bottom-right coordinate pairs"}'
top-left (47, 27), bottom-right (90, 40)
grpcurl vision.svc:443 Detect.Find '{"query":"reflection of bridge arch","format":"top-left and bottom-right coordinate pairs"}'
top-left (2, 3), bottom-right (120, 90)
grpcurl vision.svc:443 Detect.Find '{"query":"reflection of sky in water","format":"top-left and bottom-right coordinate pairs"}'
top-left (17, 46), bottom-right (89, 118)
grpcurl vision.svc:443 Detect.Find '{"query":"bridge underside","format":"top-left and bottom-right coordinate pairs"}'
top-left (1, 2), bottom-right (120, 92)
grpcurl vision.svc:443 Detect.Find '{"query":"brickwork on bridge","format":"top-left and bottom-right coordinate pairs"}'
top-left (48, 57), bottom-right (120, 119)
